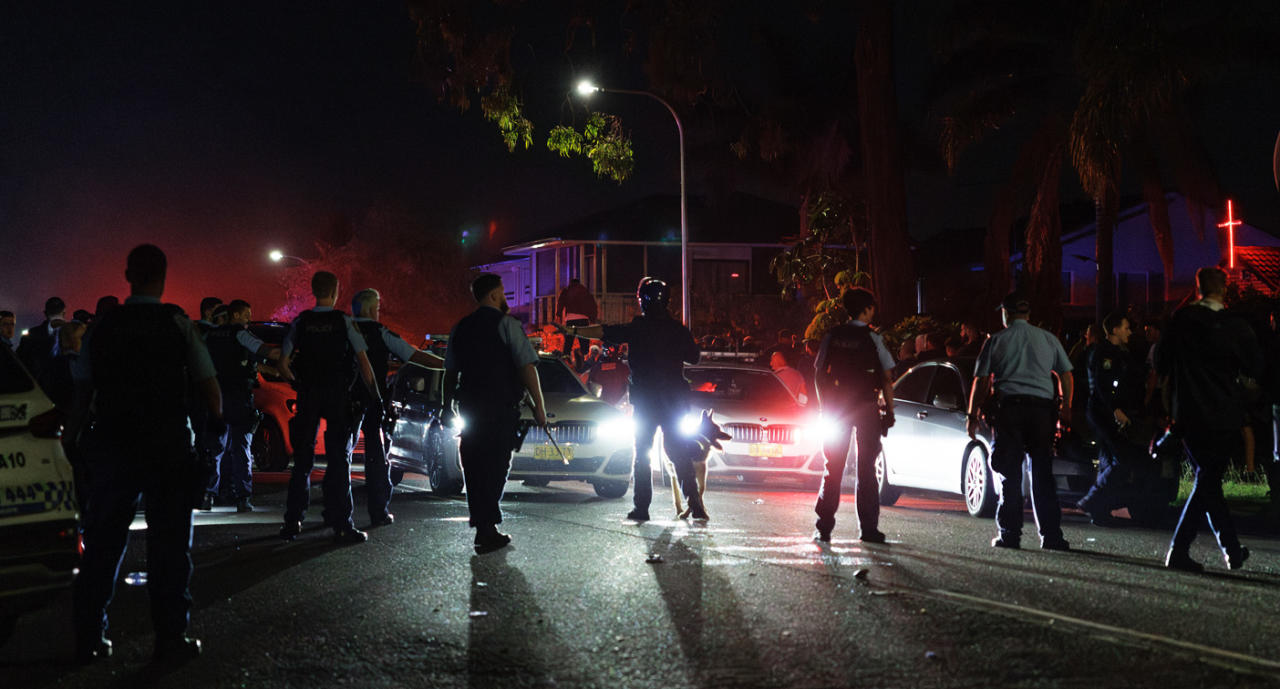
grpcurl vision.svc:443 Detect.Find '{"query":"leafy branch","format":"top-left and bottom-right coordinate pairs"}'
top-left (547, 111), bottom-right (635, 183)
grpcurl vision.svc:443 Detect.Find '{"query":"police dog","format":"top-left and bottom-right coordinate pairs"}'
top-left (670, 409), bottom-right (732, 520)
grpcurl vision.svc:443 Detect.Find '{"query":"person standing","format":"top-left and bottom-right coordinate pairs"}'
top-left (0, 310), bottom-right (15, 350)
top-left (16, 296), bottom-right (65, 379)
top-left (351, 288), bottom-right (443, 526)
top-left (278, 271), bottom-right (381, 544)
top-left (442, 274), bottom-right (547, 552)
top-left (564, 278), bottom-right (703, 523)
top-left (556, 278), bottom-right (598, 357)
top-left (1155, 267), bottom-right (1261, 572)
top-left (195, 297), bottom-right (221, 336)
top-left (770, 349), bottom-right (807, 400)
top-left (966, 292), bottom-right (1073, 551)
top-left (1077, 312), bottom-right (1145, 526)
top-left (812, 288), bottom-right (895, 544)
top-left (38, 320), bottom-right (86, 410)
top-left (68, 244), bottom-right (220, 664)
top-left (201, 300), bottom-right (279, 513)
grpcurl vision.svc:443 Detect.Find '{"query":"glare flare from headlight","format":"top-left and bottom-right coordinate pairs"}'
top-left (598, 416), bottom-right (636, 441)
top-left (679, 413), bottom-right (701, 437)
top-left (804, 416), bottom-right (843, 444)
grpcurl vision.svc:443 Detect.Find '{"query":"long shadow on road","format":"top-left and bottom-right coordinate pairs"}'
top-left (467, 549), bottom-right (566, 689)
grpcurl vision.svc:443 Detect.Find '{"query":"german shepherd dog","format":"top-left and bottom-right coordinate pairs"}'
top-left (670, 409), bottom-right (732, 520)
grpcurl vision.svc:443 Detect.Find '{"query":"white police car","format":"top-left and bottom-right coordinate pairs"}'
top-left (0, 346), bottom-right (79, 647)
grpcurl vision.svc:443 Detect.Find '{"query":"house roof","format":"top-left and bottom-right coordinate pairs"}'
top-left (1234, 246), bottom-right (1280, 291)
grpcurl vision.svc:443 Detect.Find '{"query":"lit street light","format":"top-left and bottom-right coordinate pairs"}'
top-left (267, 249), bottom-right (310, 267)
top-left (576, 79), bottom-right (690, 329)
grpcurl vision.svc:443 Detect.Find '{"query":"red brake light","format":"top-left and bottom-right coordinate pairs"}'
top-left (29, 408), bottom-right (63, 439)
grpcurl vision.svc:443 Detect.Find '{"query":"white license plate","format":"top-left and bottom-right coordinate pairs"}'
top-left (748, 443), bottom-right (783, 458)
top-left (533, 444), bottom-right (573, 461)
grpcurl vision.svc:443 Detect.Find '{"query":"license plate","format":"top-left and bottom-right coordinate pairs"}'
top-left (533, 444), bottom-right (573, 461)
top-left (748, 443), bottom-right (783, 458)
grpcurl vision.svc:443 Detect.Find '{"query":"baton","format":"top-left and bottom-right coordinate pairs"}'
top-left (523, 396), bottom-right (568, 464)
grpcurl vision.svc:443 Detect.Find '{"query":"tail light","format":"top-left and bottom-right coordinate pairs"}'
top-left (29, 408), bottom-right (63, 439)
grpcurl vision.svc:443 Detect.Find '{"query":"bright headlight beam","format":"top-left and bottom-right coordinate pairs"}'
top-left (679, 413), bottom-right (701, 437)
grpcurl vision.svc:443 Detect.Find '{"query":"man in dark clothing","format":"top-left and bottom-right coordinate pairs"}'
top-left (958, 320), bottom-right (986, 357)
top-left (17, 296), bottom-right (65, 379)
top-left (556, 278), bottom-right (598, 357)
top-left (278, 271), bottom-right (382, 544)
top-left (587, 346), bottom-right (631, 406)
top-left (443, 274), bottom-right (547, 552)
top-left (0, 310), bottom-right (15, 349)
top-left (566, 277), bottom-right (703, 522)
top-left (351, 288), bottom-right (443, 526)
top-left (758, 328), bottom-right (797, 368)
top-left (1155, 267), bottom-right (1261, 572)
top-left (194, 297), bottom-right (221, 336)
top-left (68, 244), bottom-right (220, 664)
top-left (812, 288), bottom-right (896, 544)
top-left (202, 300), bottom-right (279, 513)
top-left (1077, 312), bottom-right (1147, 525)
top-left (38, 320), bottom-right (86, 410)
top-left (915, 332), bottom-right (947, 362)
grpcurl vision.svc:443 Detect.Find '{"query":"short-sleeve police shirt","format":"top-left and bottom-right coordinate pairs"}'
top-left (442, 307), bottom-right (539, 370)
top-left (974, 319), bottom-right (1072, 400)
top-left (280, 306), bottom-right (368, 360)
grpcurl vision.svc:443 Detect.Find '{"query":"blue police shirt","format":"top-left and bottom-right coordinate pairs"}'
top-left (353, 317), bottom-right (419, 363)
top-left (974, 318), bottom-right (1072, 400)
top-left (72, 295), bottom-right (217, 383)
top-left (280, 306), bottom-right (368, 360)
top-left (443, 306), bottom-right (538, 370)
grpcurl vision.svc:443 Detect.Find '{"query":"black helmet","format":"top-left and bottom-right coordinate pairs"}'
top-left (636, 277), bottom-right (670, 315)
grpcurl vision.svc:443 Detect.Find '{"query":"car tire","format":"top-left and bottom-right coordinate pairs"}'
top-left (252, 418), bottom-right (289, 472)
top-left (875, 450), bottom-right (901, 506)
top-left (963, 444), bottom-right (998, 518)
top-left (592, 480), bottom-right (629, 499)
top-left (426, 424), bottom-right (464, 496)
top-left (390, 467), bottom-right (405, 487)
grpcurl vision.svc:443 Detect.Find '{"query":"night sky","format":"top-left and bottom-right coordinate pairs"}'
top-left (3, 2), bottom-right (1277, 328)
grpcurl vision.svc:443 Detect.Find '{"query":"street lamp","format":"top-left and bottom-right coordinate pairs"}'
top-left (576, 79), bottom-right (690, 329)
top-left (267, 249), bottom-right (310, 267)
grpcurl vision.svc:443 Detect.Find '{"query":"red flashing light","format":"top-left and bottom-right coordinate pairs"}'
top-left (694, 382), bottom-right (717, 393)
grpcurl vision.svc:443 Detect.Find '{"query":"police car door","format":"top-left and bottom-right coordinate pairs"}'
top-left (912, 363), bottom-right (973, 493)
top-left (880, 363), bottom-right (935, 489)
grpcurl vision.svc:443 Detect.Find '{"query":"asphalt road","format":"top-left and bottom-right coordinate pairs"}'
top-left (5, 471), bottom-right (1280, 689)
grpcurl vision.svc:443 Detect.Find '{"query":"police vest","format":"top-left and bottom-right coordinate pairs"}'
top-left (292, 310), bottom-right (355, 389)
top-left (822, 323), bottom-right (883, 402)
top-left (206, 324), bottom-right (257, 397)
top-left (90, 303), bottom-right (190, 434)
top-left (450, 307), bottom-right (523, 410)
top-left (356, 320), bottom-right (393, 399)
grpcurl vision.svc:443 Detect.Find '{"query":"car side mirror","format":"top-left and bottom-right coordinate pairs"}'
top-left (932, 393), bottom-right (961, 410)
top-left (588, 381), bottom-right (603, 398)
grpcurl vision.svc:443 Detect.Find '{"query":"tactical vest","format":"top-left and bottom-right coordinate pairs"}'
top-left (90, 303), bottom-right (190, 435)
top-left (206, 324), bottom-right (257, 398)
top-left (356, 320), bottom-right (392, 399)
top-left (450, 307), bottom-right (523, 410)
top-left (291, 310), bottom-right (355, 390)
top-left (822, 323), bottom-right (883, 403)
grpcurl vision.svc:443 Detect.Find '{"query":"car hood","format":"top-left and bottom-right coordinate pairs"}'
top-left (689, 397), bottom-right (807, 425)
top-left (523, 393), bottom-right (624, 421)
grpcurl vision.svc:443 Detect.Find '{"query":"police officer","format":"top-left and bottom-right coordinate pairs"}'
top-left (195, 297), bottom-right (221, 336)
top-left (0, 310), bottom-right (15, 349)
top-left (1155, 267), bottom-right (1260, 571)
top-left (442, 274), bottom-right (547, 552)
top-left (278, 271), bottom-right (381, 544)
top-left (564, 277), bottom-right (702, 523)
top-left (68, 244), bottom-right (219, 663)
top-left (812, 287), bottom-right (896, 544)
top-left (1077, 312), bottom-right (1146, 526)
top-left (16, 296), bottom-right (65, 379)
top-left (201, 299), bottom-right (279, 513)
top-left (967, 292), bottom-right (1073, 551)
top-left (351, 288), bottom-right (443, 526)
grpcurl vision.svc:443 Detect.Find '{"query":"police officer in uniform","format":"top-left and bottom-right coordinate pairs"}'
top-left (967, 292), bottom-right (1073, 551)
top-left (564, 277), bottom-right (702, 523)
top-left (1077, 312), bottom-right (1145, 525)
top-left (278, 271), bottom-right (381, 544)
top-left (1156, 267), bottom-right (1260, 571)
top-left (195, 297), bottom-right (221, 336)
top-left (351, 288), bottom-right (443, 526)
top-left (201, 299), bottom-right (279, 513)
top-left (68, 244), bottom-right (219, 663)
top-left (442, 274), bottom-right (547, 552)
top-left (812, 287), bottom-right (896, 544)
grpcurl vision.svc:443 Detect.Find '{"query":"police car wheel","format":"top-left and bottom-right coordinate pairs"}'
top-left (252, 418), bottom-right (289, 472)
top-left (593, 480), bottom-right (629, 499)
top-left (874, 451), bottom-right (901, 505)
top-left (963, 444), bottom-right (998, 518)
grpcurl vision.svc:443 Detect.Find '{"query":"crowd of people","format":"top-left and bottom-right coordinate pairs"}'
top-left (6, 244), bottom-right (1277, 666)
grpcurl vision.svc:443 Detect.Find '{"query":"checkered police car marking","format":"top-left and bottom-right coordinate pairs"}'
top-left (0, 480), bottom-right (75, 518)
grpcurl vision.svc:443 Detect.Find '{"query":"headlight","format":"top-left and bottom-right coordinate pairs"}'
top-left (451, 415), bottom-right (466, 431)
top-left (679, 413), bottom-right (701, 437)
top-left (598, 416), bottom-right (636, 442)
top-left (801, 416), bottom-right (842, 444)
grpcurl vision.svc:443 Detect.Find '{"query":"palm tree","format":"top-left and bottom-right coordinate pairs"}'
top-left (931, 0), bottom-right (1259, 327)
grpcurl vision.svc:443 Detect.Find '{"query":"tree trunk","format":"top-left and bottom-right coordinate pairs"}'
top-left (855, 0), bottom-right (914, 323)
top-left (1094, 190), bottom-right (1117, 324)
top-left (1025, 148), bottom-right (1064, 333)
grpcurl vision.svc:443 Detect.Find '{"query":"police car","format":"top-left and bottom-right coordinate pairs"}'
top-left (879, 358), bottom-right (1094, 517)
top-left (0, 346), bottom-right (78, 647)
top-left (385, 354), bottom-right (635, 498)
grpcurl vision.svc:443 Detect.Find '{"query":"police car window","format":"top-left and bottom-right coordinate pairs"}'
top-left (686, 368), bottom-right (793, 406)
top-left (0, 348), bottom-right (35, 394)
top-left (928, 368), bottom-right (966, 410)
top-left (893, 367), bottom-right (934, 404)
top-left (536, 359), bottom-right (588, 395)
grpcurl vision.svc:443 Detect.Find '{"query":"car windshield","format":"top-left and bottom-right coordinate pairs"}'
top-left (686, 368), bottom-right (794, 406)
top-left (249, 322), bottom-right (288, 346)
top-left (537, 359), bottom-right (588, 395)
top-left (0, 348), bottom-right (35, 394)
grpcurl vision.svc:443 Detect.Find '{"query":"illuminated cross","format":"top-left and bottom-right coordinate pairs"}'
top-left (1218, 199), bottom-right (1242, 269)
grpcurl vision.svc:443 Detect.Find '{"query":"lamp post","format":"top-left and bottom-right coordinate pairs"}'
top-left (576, 80), bottom-right (690, 329)
top-left (267, 249), bottom-right (310, 268)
